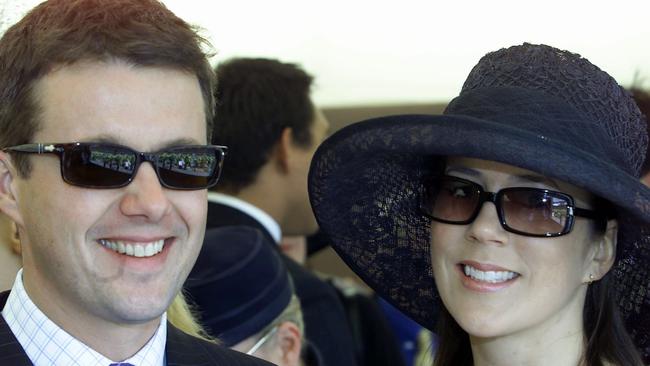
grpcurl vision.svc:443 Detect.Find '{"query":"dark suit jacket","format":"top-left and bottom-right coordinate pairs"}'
top-left (207, 201), bottom-right (359, 366)
top-left (0, 291), bottom-right (272, 366)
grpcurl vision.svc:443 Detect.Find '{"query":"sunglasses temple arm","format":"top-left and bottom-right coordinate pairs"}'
top-left (573, 207), bottom-right (608, 221)
top-left (3, 143), bottom-right (54, 154)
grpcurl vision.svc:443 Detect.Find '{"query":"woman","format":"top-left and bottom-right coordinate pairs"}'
top-left (308, 43), bottom-right (650, 365)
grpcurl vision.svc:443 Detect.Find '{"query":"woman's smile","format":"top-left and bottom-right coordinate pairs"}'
top-left (457, 261), bottom-right (520, 292)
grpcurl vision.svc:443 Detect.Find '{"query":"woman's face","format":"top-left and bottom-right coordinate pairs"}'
top-left (430, 157), bottom-right (613, 339)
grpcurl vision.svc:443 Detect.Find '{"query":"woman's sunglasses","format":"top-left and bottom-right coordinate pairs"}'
top-left (3, 142), bottom-right (227, 190)
top-left (420, 175), bottom-right (607, 237)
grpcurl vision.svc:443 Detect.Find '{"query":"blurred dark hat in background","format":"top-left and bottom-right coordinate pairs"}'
top-left (185, 226), bottom-right (293, 346)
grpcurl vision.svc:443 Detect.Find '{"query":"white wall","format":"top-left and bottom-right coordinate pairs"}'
top-left (3, 0), bottom-right (650, 107)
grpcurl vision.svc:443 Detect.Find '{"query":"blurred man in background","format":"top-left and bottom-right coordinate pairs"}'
top-left (208, 57), bottom-right (358, 366)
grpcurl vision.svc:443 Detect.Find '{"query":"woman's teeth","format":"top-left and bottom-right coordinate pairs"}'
top-left (99, 239), bottom-right (165, 257)
top-left (463, 264), bottom-right (518, 283)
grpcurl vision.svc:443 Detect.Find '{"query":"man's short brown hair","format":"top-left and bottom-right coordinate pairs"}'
top-left (0, 0), bottom-right (215, 177)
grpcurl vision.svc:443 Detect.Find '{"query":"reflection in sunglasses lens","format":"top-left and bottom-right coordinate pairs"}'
top-left (430, 178), bottom-right (480, 222)
top-left (62, 144), bottom-right (221, 189)
top-left (502, 190), bottom-right (568, 235)
top-left (157, 148), bottom-right (219, 189)
top-left (64, 145), bottom-right (134, 187)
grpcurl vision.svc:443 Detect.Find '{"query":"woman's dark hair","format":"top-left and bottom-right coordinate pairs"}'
top-left (432, 306), bottom-right (472, 366)
top-left (582, 274), bottom-right (643, 366)
top-left (433, 233), bottom-right (643, 366)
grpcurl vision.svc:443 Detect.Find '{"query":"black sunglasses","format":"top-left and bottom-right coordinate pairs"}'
top-left (3, 142), bottom-right (227, 190)
top-left (420, 175), bottom-right (607, 237)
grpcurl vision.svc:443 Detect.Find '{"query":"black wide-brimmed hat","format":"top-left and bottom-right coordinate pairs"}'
top-left (184, 226), bottom-right (293, 346)
top-left (308, 43), bottom-right (650, 359)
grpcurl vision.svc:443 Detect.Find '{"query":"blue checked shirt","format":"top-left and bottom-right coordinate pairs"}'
top-left (2, 269), bottom-right (167, 366)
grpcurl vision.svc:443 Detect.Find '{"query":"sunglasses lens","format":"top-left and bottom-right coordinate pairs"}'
top-left (62, 144), bottom-right (135, 188)
top-left (501, 190), bottom-right (569, 236)
top-left (426, 177), bottom-right (481, 223)
top-left (155, 147), bottom-right (223, 189)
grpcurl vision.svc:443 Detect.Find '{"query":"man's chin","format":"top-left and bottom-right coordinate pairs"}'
top-left (108, 299), bottom-right (171, 325)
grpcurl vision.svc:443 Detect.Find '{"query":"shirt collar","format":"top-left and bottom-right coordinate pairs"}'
top-left (208, 192), bottom-right (282, 243)
top-left (2, 269), bottom-right (167, 366)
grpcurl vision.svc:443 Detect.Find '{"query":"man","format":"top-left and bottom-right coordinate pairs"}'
top-left (0, 1), bottom-right (271, 365)
top-left (207, 58), bottom-right (358, 366)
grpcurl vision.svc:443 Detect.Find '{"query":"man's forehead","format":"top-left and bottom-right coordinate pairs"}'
top-left (37, 58), bottom-right (196, 85)
top-left (31, 59), bottom-right (207, 147)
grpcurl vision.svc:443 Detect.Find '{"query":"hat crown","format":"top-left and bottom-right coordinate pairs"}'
top-left (459, 43), bottom-right (647, 177)
top-left (445, 86), bottom-right (631, 174)
top-left (184, 227), bottom-right (293, 346)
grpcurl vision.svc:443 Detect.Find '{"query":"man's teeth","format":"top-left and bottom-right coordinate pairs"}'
top-left (463, 265), bottom-right (518, 283)
top-left (99, 239), bottom-right (165, 257)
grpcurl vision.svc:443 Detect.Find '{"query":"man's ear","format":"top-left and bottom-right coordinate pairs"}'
top-left (586, 219), bottom-right (617, 282)
top-left (276, 321), bottom-right (302, 366)
top-left (0, 153), bottom-right (24, 227)
top-left (274, 127), bottom-right (293, 174)
top-left (10, 220), bottom-right (21, 255)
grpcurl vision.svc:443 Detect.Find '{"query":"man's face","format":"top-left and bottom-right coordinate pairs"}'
top-left (283, 108), bottom-right (329, 236)
top-left (9, 60), bottom-right (208, 328)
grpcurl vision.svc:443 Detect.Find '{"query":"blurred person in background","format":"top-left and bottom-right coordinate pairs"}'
top-left (209, 57), bottom-right (358, 366)
top-left (186, 226), bottom-right (320, 366)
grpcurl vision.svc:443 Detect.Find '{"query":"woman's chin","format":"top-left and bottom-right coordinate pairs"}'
top-left (451, 310), bottom-right (514, 339)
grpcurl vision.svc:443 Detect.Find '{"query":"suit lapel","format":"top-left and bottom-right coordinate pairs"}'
top-left (165, 323), bottom-right (213, 366)
top-left (0, 291), bottom-right (35, 366)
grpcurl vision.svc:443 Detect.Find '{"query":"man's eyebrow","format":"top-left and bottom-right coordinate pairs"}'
top-left (86, 135), bottom-right (202, 150)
